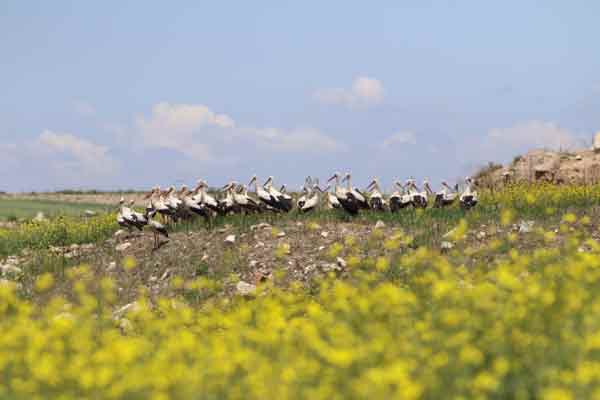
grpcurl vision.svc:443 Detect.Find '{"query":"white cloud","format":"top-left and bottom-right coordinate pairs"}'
top-left (314, 76), bottom-right (384, 108)
top-left (250, 127), bottom-right (346, 153)
top-left (38, 130), bottom-right (119, 176)
top-left (487, 120), bottom-right (580, 151)
top-left (73, 101), bottom-right (95, 116)
top-left (135, 102), bottom-right (236, 162)
top-left (135, 102), bottom-right (344, 162)
top-left (381, 131), bottom-right (417, 148)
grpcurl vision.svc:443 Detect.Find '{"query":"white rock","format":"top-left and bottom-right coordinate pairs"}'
top-left (518, 220), bottom-right (535, 233)
top-left (249, 260), bottom-right (258, 268)
top-left (277, 231), bottom-right (286, 238)
top-left (255, 241), bottom-right (265, 248)
top-left (115, 242), bottom-right (131, 252)
top-left (336, 257), bottom-right (347, 268)
top-left (0, 264), bottom-right (22, 276)
top-left (440, 241), bottom-right (454, 251)
top-left (476, 231), bottom-right (486, 240)
top-left (107, 261), bottom-right (117, 272)
top-left (113, 302), bottom-right (139, 318)
top-left (375, 220), bottom-right (386, 229)
top-left (321, 262), bottom-right (341, 272)
top-left (224, 235), bottom-right (236, 244)
top-left (318, 246), bottom-right (325, 251)
top-left (236, 281), bottom-right (257, 296)
top-left (594, 131), bottom-right (600, 151)
top-left (160, 269), bottom-right (171, 281)
top-left (250, 222), bottom-right (272, 231)
top-left (84, 210), bottom-right (97, 217)
top-left (33, 212), bottom-right (46, 222)
top-left (321, 231), bottom-right (329, 238)
top-left (114, 229), bottom-right (126, 238)
top-left (576, 155), bottom-right (583, 161)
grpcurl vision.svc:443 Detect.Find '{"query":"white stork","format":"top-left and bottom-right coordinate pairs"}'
top-left (180, 186), bottom-right (209, 219)
top-left (430, 181), bottom-right (459, 208)
top-left (128, 200), bottom-right (148, 227)
top-left (324, 184), bottom-right (341, 209)
top-left (460, 177), bottom-right (479, 210)
top-left (233, 182), bottom-right (261, 213)
top-left (218, 182), bottom-right (238, 215)
top-left (389, 181), bottom-right (410, 212)
top-left (342, 172), bottom-right (369, 209)
top-left (327, 172), bottom-right (360, 215)
top-left (195, 180), bottom-right (220, 213)
top-left (263, 176), bottom-right (293, 212)
top-left (300, 184), bottom-right (323, 213)
top-left (145, 208), bottom-right (169, 250)
top-left (366, 178), bottom-right (385, 211)
top-left (296, 176), bottom-right (313, 209)
top-left (249, 175), bottom-right (283, 212)
top-left (406, 179), bottom-right (428, 209)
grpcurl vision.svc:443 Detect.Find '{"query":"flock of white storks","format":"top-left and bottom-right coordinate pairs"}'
top-left (117, 173), bottom-right (478, 249)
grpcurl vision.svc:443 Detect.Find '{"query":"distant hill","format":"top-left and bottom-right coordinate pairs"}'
top-left (475, 147), bottom-right (600, 187)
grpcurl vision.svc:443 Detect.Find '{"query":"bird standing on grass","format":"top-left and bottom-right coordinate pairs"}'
top-left (145, 208), bottom-right (169, 250)
top-left (366, 178), bottom-right (385, 211)
top-left (460, 177), bottom-right (478, 210)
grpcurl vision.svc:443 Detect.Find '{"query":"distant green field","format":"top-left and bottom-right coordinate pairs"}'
top-left (0, 199), bottom-right (110, 221)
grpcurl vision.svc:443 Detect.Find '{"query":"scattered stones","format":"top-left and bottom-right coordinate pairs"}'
top-left (250, 222), bottom-right (272, 231)
top-left (320, 231), bottom-right (329, 238)
top-left (375, 220), bottom-right (386, 229)
top-left (224, 235), bottom-right (236, 245)
top-left (518, 220), bottom-right (535, 234)
top-left (107, 261), bottom-right (117, 272)
top-left (318, 246), bottom-right (325, 251)
top-left (277, 231), bottom-right (286, 238)
top-left (320, 262), bottom-right (342, 273)
top-left (236, 281), bottom-right (256, 296)
top-left (305, 264), bottom-right (317, 274)
top-left (249, 260), bottom-right (258, 268)
top-left (0, 264), bottom-right (22, 276)
top-left (336, 257), bottom-right (347, 268)
top-left (476, 231), bottom-right (486, 240)
top-left (255, 241), bottom-right (265, 248)
top-left (115, 242), bottom-right (132, 252)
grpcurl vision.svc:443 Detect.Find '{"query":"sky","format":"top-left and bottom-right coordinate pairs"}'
top-left (1, 1), bottom-right (599, 192)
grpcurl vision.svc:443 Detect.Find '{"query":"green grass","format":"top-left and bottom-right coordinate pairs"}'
top-left (0, 199), bottom-right (111, 221)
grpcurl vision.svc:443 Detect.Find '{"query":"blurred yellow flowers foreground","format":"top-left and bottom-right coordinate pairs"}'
top-left (2, 227), bottom-right (600, 399)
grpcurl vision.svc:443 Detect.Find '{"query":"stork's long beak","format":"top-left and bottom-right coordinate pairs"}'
top-left (327, 175), bottom-right (336, 183)
top-left (248, 177), bottom-right (256, 186)
top-left (366, 180), bottom-right (376, 191)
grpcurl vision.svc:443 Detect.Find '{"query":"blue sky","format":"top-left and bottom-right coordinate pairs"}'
top-left (2, 1), bottom-right (599, 192)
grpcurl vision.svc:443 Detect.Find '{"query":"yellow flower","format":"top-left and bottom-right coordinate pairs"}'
top-left (35, 273), bottom-right (54, 292)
